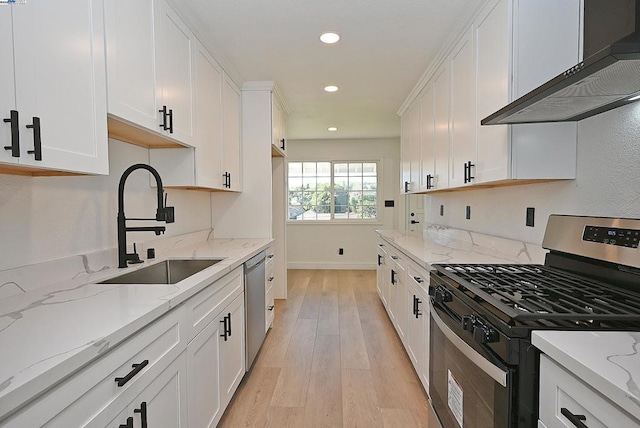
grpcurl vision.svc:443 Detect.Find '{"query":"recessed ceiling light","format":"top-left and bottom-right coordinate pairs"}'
top-left (320, 32), bottom-right (340, 44)
top-left (328, 127), bottom-right (338, 132)
top-left (324, 85), bottom-right (339, 93)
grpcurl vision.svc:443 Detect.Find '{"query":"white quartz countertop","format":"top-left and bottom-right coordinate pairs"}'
top-left (533, 330), bottom-right (640, 421)
top-left (0, 238), bottom-right (271, 421)
top-left (376, 228), bottom-right (546, 268)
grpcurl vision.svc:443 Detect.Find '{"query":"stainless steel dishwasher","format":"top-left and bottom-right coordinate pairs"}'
top-left (244, 251), bottom-right (266, 369)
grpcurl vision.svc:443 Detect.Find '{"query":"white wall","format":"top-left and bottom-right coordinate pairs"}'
top-left (287, 138), bottom-right (400, 269)
top-left (423, 102), bottom-right (640, 245)
top-left (0, 139), bottom-right (212, 271)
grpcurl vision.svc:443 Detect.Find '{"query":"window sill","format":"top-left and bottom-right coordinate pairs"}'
top-left (287, 220), bottom-right (383, 226)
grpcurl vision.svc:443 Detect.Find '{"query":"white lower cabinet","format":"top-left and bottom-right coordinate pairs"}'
top-left (376, 237), bottom-right (431, 394)
top-left (0, 268), bottom-right (248, 428)
top-left (102, 351), bottom-right (188, 428)
top-left (187, 292), bottom-right (245, 428)
top-left (539, 355), bottom-right (638, 428)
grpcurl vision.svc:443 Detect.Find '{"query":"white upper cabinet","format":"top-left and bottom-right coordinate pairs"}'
top-left (433, 64), bottom-right (450, 191)
top-left (150, 42), bottom-right (242, 192)
top-left (475, 0), bottom-right (581, 184)
top-left (449, 28), bottom-right (476, 188)
top-left (419, 84), bottom-right (435, 192)
top-left (155, 0), bottom-right (196, 146)
top-left (105, 0), bottom-right (195, 147)
top-left (400, 110), bottom-right (411, 194)
top-left (271, 92), bottom-right (288, 156)
top-left (222, 74), bottom-right (243, 191)
top-left (409, 102), bottom-right (422, 193)
top-left (194, 43), bottom-right (224, 189)
top-left (0, 0), bottom-right (108, 175)
top-left (399, 0), bottom-right (581, 192)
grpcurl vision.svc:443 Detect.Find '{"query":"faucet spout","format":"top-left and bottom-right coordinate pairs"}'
top-left (117, 164), bottom-right (174, 268)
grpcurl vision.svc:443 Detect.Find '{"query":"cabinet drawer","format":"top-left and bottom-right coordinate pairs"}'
top-left (406, 261), bottom-right (430, 295)
top-left (265, 261), bottom-right (275, 292)
top-left (2, 305), bottom-right (186, 428)
top-left (265, 284), bottom-right (275, 331)
top-left (185, 266), bottom-right (243, 342)
top-left (539, 355), bottom-right (638, 428)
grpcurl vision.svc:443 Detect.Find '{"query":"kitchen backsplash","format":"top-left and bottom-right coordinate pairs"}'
top-left (0, 229), bottom-right (214, 299)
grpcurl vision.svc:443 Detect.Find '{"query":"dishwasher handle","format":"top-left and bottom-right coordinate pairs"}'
top-left (245, 251), bottom-right (266, 271)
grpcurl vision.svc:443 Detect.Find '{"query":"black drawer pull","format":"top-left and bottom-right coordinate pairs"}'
top-left (226, 313), bottom-right (232, 337)
top-left (561, 408), bottom-right (588, 428)
top-left (26, 117), bottom-right (42, 161)
top-left (413, 276), bottom-right (424, 283)
top-left (134, 402), bottom-right (148, 428)
top-left (115, 360), bottom-right (149, 387)
top-left (167, 108), bottom-right (173, 133)
top-left (280, 138), bottom-right (285, 150)
top-left (267, 276), bottom-right (275, 282)
top-left (3, 110), bottom-right (20, 157)
top-left (267, 254), bottom-right (274, 259)
top-left (119, 416), bottom-right (134, 428)
top-left (268, 305), bottom-right (275, 311)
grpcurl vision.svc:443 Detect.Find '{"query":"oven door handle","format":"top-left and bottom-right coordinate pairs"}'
top-left (430, 302), bottom-right (508, 387)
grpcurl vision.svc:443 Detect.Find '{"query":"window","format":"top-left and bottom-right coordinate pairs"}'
top-left (288, 161), bottom-right (378, 221)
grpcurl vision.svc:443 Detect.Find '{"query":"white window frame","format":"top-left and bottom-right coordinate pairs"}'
top-left (286, 160), bottom-right (383, 224)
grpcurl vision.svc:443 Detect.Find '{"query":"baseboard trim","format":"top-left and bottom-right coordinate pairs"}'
top-left (287, 262), bottom-right (376, 270)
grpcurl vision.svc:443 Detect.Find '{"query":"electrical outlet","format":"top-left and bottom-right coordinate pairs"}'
top-left (338, 248), bottom-right (344, 255)
top-left (526, 207), bottom-right (535, 227)
top-left (466, 205), bottom-right (471, 220)
top-left (440, 205), bottom-right (444, 216)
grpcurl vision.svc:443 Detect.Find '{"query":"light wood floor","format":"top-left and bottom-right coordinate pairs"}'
top-left (218, 269), bottom-right (441, 428)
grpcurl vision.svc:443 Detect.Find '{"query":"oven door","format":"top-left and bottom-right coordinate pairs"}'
top-left (430, 300), bottom-right (513, 428)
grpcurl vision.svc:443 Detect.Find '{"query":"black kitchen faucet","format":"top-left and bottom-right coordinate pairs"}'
top-left (117, 164), bottom-right (174, 268)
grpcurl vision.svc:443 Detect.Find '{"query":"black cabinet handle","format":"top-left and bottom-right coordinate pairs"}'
top-left (134, 402), bottom-right (148, 428)
top-left (268, 305), bottom-right (275, 311)
top-left (115, 360), bottom-right (149, 387)
top-left (560, 408), bottom-right (588, 428)
top-left (411, 220), bottom-right (420, 224)
top-left (413, 276), bottom-right (424, 283)
top-left (168, 108), bottom-right (173, 134)
top-left (404, 181), bottom-right (409, 193)
top-left (267, 276), bottom-right (274, 282)
top-left (159, 106), bottom-right (168, 130)
top-left (220, 317), bottom-right (228, 341)
top-left (391, 269), bottom-right (396, 285)
top-left (119, 416), bottom-right (134, 428)
top-left (377, 254), bottom-right (382, 266)
top-left (267, 254), bottom-right (274, 259)
top-left (426, 174), bottom-right (433, 189)
top-left (3, 110), bottom-right (20, 157)
top-left (26, 117), bottom-right (42, 161)
top-left (226, 313), bottom-right (232, 337)
top-left (412, 295), bottom-right (417, 316)
top-left (228, 172), bottom-right (231, 188)
top-left (280, 138), bottom-right (285, 150)
top-left (464, 161), bottom-right (475, 183)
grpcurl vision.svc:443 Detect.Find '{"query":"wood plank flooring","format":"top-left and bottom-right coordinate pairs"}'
top-left (218, 270), bottom-right (441, 428)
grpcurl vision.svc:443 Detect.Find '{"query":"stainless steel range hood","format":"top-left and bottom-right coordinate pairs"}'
top-left (482, 1), bottom-right (640, 125)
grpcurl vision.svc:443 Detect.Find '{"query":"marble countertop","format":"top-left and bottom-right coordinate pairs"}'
top-left (376, 227), bottom-right (546, 268)
top-left (533, 331), bottom-right (640, 421)
top-left (0, 238), bottom-right (271, 421)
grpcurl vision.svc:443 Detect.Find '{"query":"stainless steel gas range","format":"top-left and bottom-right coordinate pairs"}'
top-left (428, 215), bottom-right (640, 428)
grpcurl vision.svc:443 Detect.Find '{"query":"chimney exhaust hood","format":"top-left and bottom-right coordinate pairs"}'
top-left (482, 1), bottom-right (640, 126)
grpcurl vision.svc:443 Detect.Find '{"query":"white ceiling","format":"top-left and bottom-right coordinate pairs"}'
top-left (174, 0), bottom-right (482, 140)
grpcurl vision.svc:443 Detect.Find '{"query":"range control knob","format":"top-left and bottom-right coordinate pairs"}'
top-left (433, 286), bottom-right (452, 304)
top-left (473, 325), bottom-right (499, 344)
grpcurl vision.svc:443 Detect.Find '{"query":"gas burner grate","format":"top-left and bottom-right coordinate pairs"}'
top-left (434, 264), bottom-right (640, 323)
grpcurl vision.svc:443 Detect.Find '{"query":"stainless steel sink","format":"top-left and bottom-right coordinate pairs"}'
top-left (99, 259), bottom-right (224, 284)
